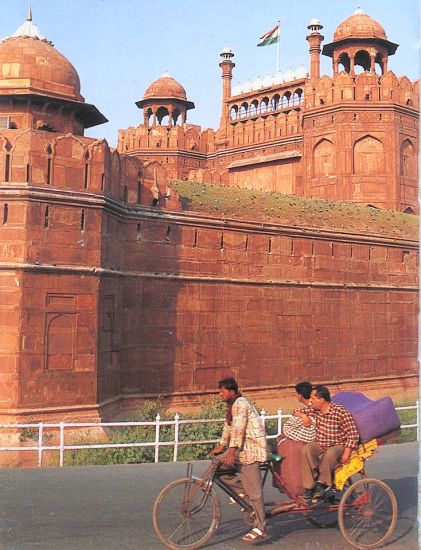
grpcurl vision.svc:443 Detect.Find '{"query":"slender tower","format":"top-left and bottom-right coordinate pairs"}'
top-left (306, 18), bottom-right (324, 80)
top-left (219, 47), bottom-right (235, 132)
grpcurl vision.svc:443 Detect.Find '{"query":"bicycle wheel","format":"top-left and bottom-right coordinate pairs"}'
top-left (338, 478), bottom-right (397, 549)
top-left (152, 477), bottom-right (221, 550)
top-left (307, 493), bottom-right (339, 528)
top-left (307, 479), bottom-right (352, 528)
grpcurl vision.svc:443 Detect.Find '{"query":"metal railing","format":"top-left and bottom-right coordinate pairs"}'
top-left (0, 401), bottom-right (418, 467)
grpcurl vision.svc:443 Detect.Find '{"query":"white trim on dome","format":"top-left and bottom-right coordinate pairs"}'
top-left (11, 19), bottom-right (46, 41)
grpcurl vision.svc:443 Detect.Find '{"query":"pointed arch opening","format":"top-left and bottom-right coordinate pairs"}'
top-left (354, 50), bottom-right (371, 74)
top-left (313, 138), bottom-right (335, 178)
top-left (400, 139), bottom-right (417, 178)
top-left (353, 135), bottom-right (384, 175)
top-left (338, 52), bottom-right (351, 73)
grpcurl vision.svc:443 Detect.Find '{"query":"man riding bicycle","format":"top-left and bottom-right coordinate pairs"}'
top-left (211, 377), bottom-right (268, 542)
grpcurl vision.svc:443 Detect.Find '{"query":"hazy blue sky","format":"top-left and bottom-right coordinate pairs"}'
top-left (3, 1), bottom-right (419, 146)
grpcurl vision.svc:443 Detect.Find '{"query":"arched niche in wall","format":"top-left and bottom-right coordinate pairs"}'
top-left (45, 313), bottom-right (75, 371)
top-left (400, 139), bottom-right (417, 178)
top-left (0, 135), bottom-right (11, 182)
top-left (353, 135), bottom-right (384, 175)
top-left (51, 134), bottom-right (86, 189)
top-left (313, 138), bottom-right (335, 177)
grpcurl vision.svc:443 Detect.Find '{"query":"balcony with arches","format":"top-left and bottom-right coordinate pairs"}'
top-left (229, 88), bottom-right (304, 123)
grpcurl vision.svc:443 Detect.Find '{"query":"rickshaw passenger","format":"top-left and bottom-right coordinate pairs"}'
top-left (283, 381), bottom-right (316, 442)
top-left (273, 381), bottom-right (316, 498)
top-left (299, 385), bottom-right (359, 500)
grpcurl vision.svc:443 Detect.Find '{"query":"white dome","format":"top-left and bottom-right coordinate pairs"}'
top-left (295, 65), bottom-right (308, 79)
top-left (252, 76), bottom-right (263, 90)
top-left (308, 17), bottom-right (321, 27)
top-left (263, 74), bottom-right (274, 87)
top-left (274, 71), bottom-right (284, 84)
top-left (283, 68), bottom-right (295, 82)
top-left (232, 83), bottom-right (242, 96)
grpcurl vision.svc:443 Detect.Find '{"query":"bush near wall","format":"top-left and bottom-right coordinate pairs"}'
top-left (65, 398), bottom-right (226, 466)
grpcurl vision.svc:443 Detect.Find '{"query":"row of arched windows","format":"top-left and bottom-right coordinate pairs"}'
top-left (312, 136), bottom-right (417, 179)
top-left (230, 89), bottom-right (304, 120)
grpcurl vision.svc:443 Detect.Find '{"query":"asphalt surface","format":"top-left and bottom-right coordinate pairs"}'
top-left (0, 442), bottom-right (418, 549)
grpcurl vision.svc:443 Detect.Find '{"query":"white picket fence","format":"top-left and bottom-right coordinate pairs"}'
top-left (0, 401), bottom-right (418, 467)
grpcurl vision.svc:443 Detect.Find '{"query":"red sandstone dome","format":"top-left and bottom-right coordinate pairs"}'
top-left (333, 11), bottom-right (387, 41)
top-left (0, 35), bottom-right (83, 101)
top-left (144, 73), bottom-right (187, 100)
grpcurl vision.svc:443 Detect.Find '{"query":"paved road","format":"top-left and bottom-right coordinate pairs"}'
top-left (0, 442), bottom-right (418, 549)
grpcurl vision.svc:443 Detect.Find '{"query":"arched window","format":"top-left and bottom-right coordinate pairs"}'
top-left (260, 97), bottom-right (269, 114)
top-left (239, 103), bottom-right (248, 118)
top-left (353, 136), bottom-right (384, 175)
top-left (249, 100), bottom-right (258, 117)
top-left (400, 139), bottom-right (417, 178)
top-left (292, 92), bottom-right (300, 106)
top-left (156, 106), bottom-right (169, 126)
top-left (271, 94), bottom-right (280, 110)
top-left (281, 93), bottom-right (290, 109)
top-left (338, 52), bottom-right (351, 73)
top-left (313, 139), bottom-right (335, 177)
top-left (354, 50), bottom-right (371, 74)
top-left (230, 105), bottom-right (238, 120)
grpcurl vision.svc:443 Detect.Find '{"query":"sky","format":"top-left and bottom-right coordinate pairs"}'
top-left (2, 0), bottom-right (419, 146)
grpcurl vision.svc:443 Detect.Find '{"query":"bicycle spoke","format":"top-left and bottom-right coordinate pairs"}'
top-left (339, 479), bottom-right (397, 549)
top-left (153, 477), bottom-right (221, 549)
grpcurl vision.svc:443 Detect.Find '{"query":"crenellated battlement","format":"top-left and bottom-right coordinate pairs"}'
top-left (0, 129), bottom-right (180, 210)
top-left (304, 71), bottom-right (419, 110)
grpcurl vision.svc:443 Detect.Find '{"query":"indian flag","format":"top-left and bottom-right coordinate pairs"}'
top-left (257, 24), bottom-right (279, 47)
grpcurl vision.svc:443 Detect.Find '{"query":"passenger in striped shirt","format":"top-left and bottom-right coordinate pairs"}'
top-left (299, 385), bottom-right (359, 500)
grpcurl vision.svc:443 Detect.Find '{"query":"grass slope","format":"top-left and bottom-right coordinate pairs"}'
top-left (172, 180), bottom-right (418, 240)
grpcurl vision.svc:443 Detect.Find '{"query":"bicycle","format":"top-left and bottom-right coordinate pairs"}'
top-left (152, 434), bottom-right (398, 550)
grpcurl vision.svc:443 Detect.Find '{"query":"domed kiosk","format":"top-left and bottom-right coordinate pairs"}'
top-left (0, 11), bottom-right (107, 134)
top-left (136, 72), bottom-right (195, 127)
top-left (322, 7), bottom-right (398, 75)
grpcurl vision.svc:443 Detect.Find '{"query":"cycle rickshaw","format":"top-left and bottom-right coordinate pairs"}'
top-left (152, 432), bottom-right (398, 549)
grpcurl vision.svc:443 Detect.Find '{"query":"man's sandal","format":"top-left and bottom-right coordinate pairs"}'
top-left (242, 527), bottom-right (267, 542)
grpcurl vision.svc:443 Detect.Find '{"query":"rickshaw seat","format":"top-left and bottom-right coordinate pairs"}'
top-left (334, 438), bottom-right (378, 490)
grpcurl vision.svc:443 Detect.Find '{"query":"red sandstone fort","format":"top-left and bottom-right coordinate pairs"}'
top-left (0, 9), bottom-right (418, 422)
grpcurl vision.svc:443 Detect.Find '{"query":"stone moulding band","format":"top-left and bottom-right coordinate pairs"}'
top-left (0, 262), bottom-right (417, 292)
top-left (1, 373), bottom-right (417, 416)
top-left (0, 186), bottom-right (418, 247)
top-left (0, 189), bottom-right (419, 250)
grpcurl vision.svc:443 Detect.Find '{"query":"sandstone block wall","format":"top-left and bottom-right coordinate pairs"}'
top-left (112, 214), bottom-right (418, 409)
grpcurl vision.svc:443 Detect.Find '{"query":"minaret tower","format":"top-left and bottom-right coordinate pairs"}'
top-left (219, 47), bottom-right (235, 128)
top-left (306, 18), bottom-right (324, 80)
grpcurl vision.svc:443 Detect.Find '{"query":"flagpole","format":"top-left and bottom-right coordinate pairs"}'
top-left (276, 21), bottom-right (280, 74)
